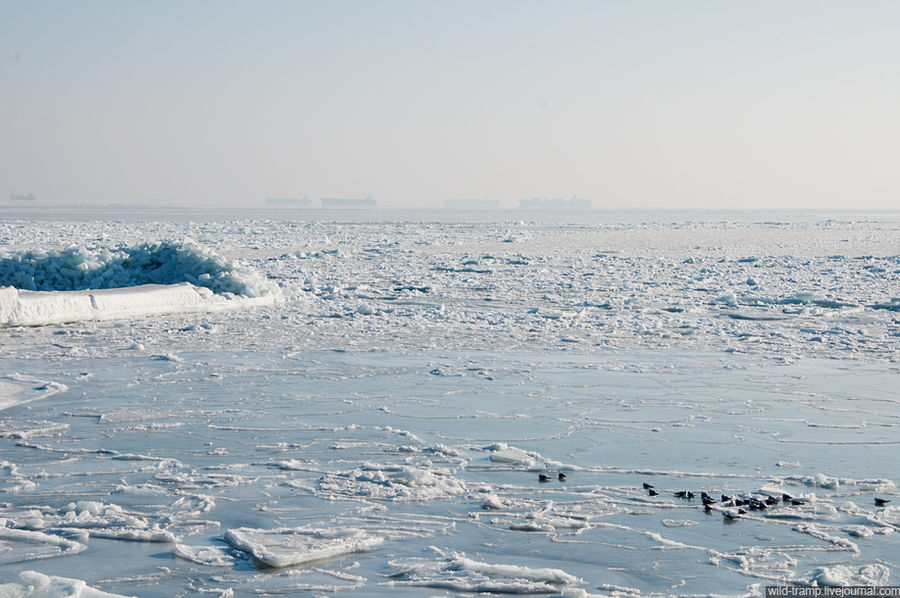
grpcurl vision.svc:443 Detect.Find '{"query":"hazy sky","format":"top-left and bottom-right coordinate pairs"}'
top-left (2, 1), bottom-right (898, 209)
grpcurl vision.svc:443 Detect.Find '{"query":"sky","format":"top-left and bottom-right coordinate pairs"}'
top-left (1, 0), bottom-right (899, 210)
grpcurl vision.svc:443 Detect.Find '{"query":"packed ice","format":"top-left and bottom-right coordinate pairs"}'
top-left (0, 208), bottom-right (898, 595)
top-left (0, 241), bottom-right (280, 327)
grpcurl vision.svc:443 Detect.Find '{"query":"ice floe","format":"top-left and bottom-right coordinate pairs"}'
top-left (0, 375), bottom-right (68, 412)
top-left (0, 283), bottom-right (278, 328)
top-left (223, 526), bottom-right (383, 568)
top-left (808, 563), bottom-right (891, 586)
top-left (171, 543), bottom-right (235, 567)
top-left (0, 525), bottom-right (86, 564)
top-left (316, 463), bottom-right (467, 501)
top-left (386, 549), bottom-right (583, 593)
top-left (0, 570), bottom-right (134, 597)
top-left (0, 241), bottom-right (281, 327)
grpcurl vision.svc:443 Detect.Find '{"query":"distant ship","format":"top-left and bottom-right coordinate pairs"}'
top-left (10, 193), bottom-right (36, 201)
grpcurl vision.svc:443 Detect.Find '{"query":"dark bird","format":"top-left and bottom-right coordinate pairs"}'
top-left (734, 498), bottom-right (746, 507)
top-left (538, 473), bottom-right (550, 483)
top-left (558, 472), bottom-right (567, 482)
top-left (782, 493), bottom-right (793, 503)
top-left (648, 488), bottom-right (658, 496)
top-left (674, 490), bottom-right (687, 498)
top-left (721, 494), bottom-right (732, 503)
top-left (643, 483), bottom-right (654, 490)
top-left (686, 491), bottom-right (695, 500)
top-left (704, 504), bottom-right (713, 513)
top-left (791, 498), bottom-right (806, 506)
top-left (738, 508), bottom-right (747, 515)
top-left (765, 496), bottom-right (779, 506)
top-left (701, 491), bottom-right (713, 502)
top-left (875, 498), bottom-right (890, 507)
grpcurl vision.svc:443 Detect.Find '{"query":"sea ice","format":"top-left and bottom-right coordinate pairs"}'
top-left (1, 210), bottom-right (898, 595)
top-left (223, 526), bottom-right (383, 568)
top-left (0, 570), bottom-right (134, 598)
top-left (386, 550), bottom-right (583, 593)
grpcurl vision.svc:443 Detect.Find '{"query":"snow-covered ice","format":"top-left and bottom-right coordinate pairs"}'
top-left (0, 241), bottom-right (280, 327)
top-left (0, 207), bottom-right (898, 595)
top-left (0, 570), bottom-right (134, 597)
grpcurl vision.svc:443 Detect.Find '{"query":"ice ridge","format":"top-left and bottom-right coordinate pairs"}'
top-left (0, 240), bottom-right (277, 298)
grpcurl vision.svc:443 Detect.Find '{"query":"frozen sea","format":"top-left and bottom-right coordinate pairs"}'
top-left (0, 207), bottom-right (898, 597)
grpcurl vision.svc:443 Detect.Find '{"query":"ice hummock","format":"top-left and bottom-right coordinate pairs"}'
top-left (0, 241), bottom-right (280, 327)
top-left (0, 241), bottom-right (276, 296)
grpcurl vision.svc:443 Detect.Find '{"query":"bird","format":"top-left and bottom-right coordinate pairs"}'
top-left (648, 489), bottom-right (658, 497)
top-left (721, 494), bottom-right (732, 502)
top-left (782, 493), bottom-right (793, 503)
top-left (704, 504), bottom-right (713, 513)
top-left (642, 482), bottom-right (654, 490)
top-left (874, 498), bottom-right (890, 507)
top-left (674, 490), bottom-right (687, 498)
top-left (765, 496), bottom-right (779, 506)
top-left (791, 498), bottom-right (806, 506)
top-left (558, 472), bottom-right (567, 482)
top-left (538, 473), bottom-right (550, 483)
